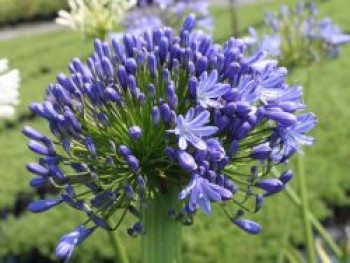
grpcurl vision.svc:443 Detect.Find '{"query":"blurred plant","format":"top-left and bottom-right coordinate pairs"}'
top-left (23, 15), bottom-right (316, 262)
top-left (121, 0), bottom-right (213, 36)
top-left (0, 59), bottom-right (20, 119)
top-left (246, 3), bottom-right (350, 68)
top-left (56, 0), bottom-right (136, 39)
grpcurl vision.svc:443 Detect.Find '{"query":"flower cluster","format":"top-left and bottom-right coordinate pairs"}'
top-left (0, 58), bottom-right (20, 119)
top-left (24, 15), bottom-right (316, 261)
top-left (122, 0), bottom-right (213, 35)
top-left (56, 0), bottom-right (136, 39)
top-left (246, 3), bottom-right (350, 67)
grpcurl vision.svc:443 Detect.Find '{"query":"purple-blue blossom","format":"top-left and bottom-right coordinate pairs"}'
top-left (56, 226), bottom-right (94, 262)
top-left (23, 15), bottom-right (316, 260)
top-left (170, 109), bottom-right (218, 150)
top-left (248, 3), bottom-right (350, 66)
top-left (195, 70), bottom-right (231, 108)
top-left (179, 174), bottom-right (233, 214)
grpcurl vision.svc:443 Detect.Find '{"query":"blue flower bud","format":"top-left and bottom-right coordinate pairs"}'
top-left (104, 87), bottom-right (121, 103)
top-left (178, 151), bottom-right (198, 171)
top-left (30, 177), bottom-right (46, 189)
top-left (117, 66), bottom-right (128, 90)
top-left (188, 61), bottom-right (195, 75)
top-left (94, 39), bottom-right (103, 57)
top-left (22, 126), bottom-right (46, 141)
top-left (49, 164), bottom-right (66, 181)
top-left (255, 194), bottom-right (264, 212)
top-left (159, 37), bottom-right (169, 62)
top-left (216, 174), bottom-right (225, 187)
top-left (28, 199), bottom-right (62, 213)
top-left (61, 139), bottom-right (71, 154)
top-left (125, 184), bottom-right (134, 198)
top-left (105, 156), bottom-right (115, 166)
top-left (250, 143), bottom-right (272, 160)
top-left (112, 39), bottom-right (125, 61)
top-left (84, 137), bottom-right (97, 159)
top-left (126, 58), bottom-right (137, 75)
top-left (188, 77), bottom-right (197, 98)
top-left (118, 145), bottom-right (132, 158)
top-left (159, 103), bottom-right (172, 123)
top-left (166, 83), bottom-right (178, 109)
top-left (147, 54), bottom-right (157, 78)
top-left (236, 122), bottom-right (252, 140)
top-left (26, 163), bottom-right (49, 176)
top-left (127, 155), bottom-right (139, 173)
top-left (196, 56), bottom-right (208, 75)
top-left (235, 102), bottom-right (252, 115)
top-left (279, 170), bottom-right (293, 184)
top-left (265, 110), bottom-right (297, 126)
top-left (28, 141), bottom-right (54, 156)
top-left (181, 14), bottom-right (196, 33)
top-left (102, 42), bottom-right (110, 57)
top-left (180, 30), bottom-right (190, 47)
top-left (147, 84), bottom-right (156, 97)
top-left (39, 156), bottom-right (60, 166)
top-left (123, 34), bottom-right (135, 57)
top-left (232, 219), bottom-right (261, 234)
top-left (129, 126), bottom-right (142, 140)
top-left (133, 222), bottom-right (145, 235)
top-left (64, 109), bottom-right (81, 131)
top-left (136, 175), bottom-right (146, 189)
top-left (256, 178), bottom-right (284, 192)
top-left (101, 57), bottom-right (114, 80)
top-left (151, 106), bottom-right (160, 124)
top-left (87, 212), bottom-right (111, 230)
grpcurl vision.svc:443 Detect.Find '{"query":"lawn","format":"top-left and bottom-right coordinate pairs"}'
top-left (0, 0), bottom-right (350, 262)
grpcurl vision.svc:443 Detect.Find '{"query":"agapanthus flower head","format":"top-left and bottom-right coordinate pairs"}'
top-left (124, 0), bottom-right (213, 35)
top-left (56, 0), bottom-right (136, 39)
top-left (25, 15), bottom-right (315, 261)
top-left (0, 58), bottom-right (20, 119)
top-left (247, 3), bottom-right (350, 67)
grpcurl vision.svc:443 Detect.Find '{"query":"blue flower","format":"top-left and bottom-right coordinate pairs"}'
top-left (316, 18), bottom-right (350, 46)
top-left (179, 174), bottom-right (233, 214)
top-left (170, 108), bottom-right (218, 150)
top-left (260, 34), bottom-right (281, 57)
top-left (23, 15), bottom-right (316, 253)
top-left (196, 70), bottom-right (231, 108)
top-left (272, 113), bottom-right (317, 161)
top-left (56, 225), bottom-right (94, 262)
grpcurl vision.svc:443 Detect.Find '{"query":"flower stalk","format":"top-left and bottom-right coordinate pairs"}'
top-left (297, 154), bottom-right (316, 263)
top-left (142, 187), bottom-right (182, 263)
top-left (107, 231), bottom-right (129, 263)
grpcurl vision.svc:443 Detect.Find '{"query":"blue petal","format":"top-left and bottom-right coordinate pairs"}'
top-left (233, 219), bottom-right (261, 234)
top-left (28, 199), bottom-right (62, 213)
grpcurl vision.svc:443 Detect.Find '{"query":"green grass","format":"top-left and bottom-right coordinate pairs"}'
top-left (1, 0), bottom-right (350, 262)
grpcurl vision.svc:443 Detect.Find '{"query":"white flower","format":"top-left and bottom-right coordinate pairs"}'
top-left (0, 59), bottom-right (20, 119)
top-left (56, 0), bottom-right (136, 39)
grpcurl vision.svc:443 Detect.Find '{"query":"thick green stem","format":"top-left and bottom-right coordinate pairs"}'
top-left (142, 187), bottom-right (182, 263)
top-left (271, 167), bottom-right (342, 258)
top-left (297, 154), bottom-right (317, 263)
top-left (107, 231), bottom-right (129, 263)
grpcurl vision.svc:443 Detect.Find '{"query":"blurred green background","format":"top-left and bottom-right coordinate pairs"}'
top-left (0, 0), bottom-right (349, 262)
